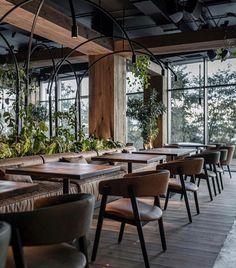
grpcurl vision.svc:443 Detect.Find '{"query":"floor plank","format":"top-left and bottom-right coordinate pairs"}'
top-left (88, 169), bottom-right (236, 268)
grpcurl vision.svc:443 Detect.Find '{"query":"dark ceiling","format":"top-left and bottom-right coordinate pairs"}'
top-left (47, 0), bottom-right (236, 38)
top-left (1, 0), bottom-right (236, 63)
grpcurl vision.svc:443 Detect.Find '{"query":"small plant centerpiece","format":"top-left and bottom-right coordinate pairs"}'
top-left (126, 56), bottom-right (166, 149)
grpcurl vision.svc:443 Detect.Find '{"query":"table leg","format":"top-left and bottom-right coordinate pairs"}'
top-left (128, 163), bottom-right (132, 173)
top-left (63, 178), bottom-right (70, 194)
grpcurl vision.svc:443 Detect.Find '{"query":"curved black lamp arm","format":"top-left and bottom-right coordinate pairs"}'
top-left (69, 0), bottom-right (78, 37)
top-left (30, 43), bottom-right (57, 137)
top-left (0, 0), bottom-right (33, 24)
top-left (25, 0), bottom-right (45, 107)
top-left (0, 32), bottom-right (20, 138)
top-left (73, 49), bottom-right (167, 139)
top-left (59, 59), bottom-right (81, 138)
top-left (83, 0), bottom-right (136, 62)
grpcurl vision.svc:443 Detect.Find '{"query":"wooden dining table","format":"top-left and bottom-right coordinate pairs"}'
top-left (133, 148), bottom-right (196, 161)
top-left (175, 142), bottom-right (216, 152)
top-left (91, 153), bottom-right (166, 173)
top-left (6, 162), bottom-right (121, 194)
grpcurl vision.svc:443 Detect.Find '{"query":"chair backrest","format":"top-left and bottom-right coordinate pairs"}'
top-left (0, 193), bottom-right (94, 246)
top-left (220, 145), bottom-right (235, 165)
top-left (99, 170), bottom-right (170, 198)
top-left (192, 151), bottom-right (220, 165)
top-left (219, 149), bottom-right (228, 162)
top-left (0, 222), bottom-right (11, 268)
top-left (156, 158), bottom-right (204, 176)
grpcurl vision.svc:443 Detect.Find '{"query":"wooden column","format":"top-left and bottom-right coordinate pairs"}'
top-left (144, 74), bottom-right (168, 147)
top-left (89, 54), bottom-right (126, 142)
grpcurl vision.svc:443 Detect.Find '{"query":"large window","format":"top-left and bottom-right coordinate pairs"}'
top-left (168, 58), bottom-right (236, 146)
top-left (126, 71), bottom-right (143, 149)
top-left (39, 76), bottom-right (89, 135)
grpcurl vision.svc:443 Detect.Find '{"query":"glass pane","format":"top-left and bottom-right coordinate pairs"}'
top-left (40, 81), bottom-right (55, 101)
top-left (170, 89), bottom-right (204, 143)
top-left (60, 79), bottom-right (76, 99)
top-left (81, 77), bottom-right (89, 96)
top-left (81, 98), bottom-right (89, 136)
top-left (126, 93), bottom-right (144, 149)
top-left (208, 85), bottom-right (236, 144)
top-left (170, 61), bottom-right (204, 89)
top-left (208, 58), bottom-right (236, 84)
top-left (126, 71), bottom-right (143, 93)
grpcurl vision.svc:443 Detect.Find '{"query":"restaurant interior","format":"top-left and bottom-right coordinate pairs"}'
top-left (0, 0), bottom-right (236, 267)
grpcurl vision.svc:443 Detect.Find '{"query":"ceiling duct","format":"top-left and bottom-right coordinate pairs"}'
top-left (184, 0), bottom-right (202, 20)
top-left (166, 0), bottom-right (183, 23)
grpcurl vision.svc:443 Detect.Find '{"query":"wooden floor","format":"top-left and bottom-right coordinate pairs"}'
top-left (88, 169), bottom-right (236, 268)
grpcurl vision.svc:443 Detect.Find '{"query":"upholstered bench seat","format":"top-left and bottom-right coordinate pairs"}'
top-left (0, 181), bottom-right (78, 213)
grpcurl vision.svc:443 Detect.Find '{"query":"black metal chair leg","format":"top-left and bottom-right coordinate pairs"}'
top-left (183, 191), bottom-right (192, 223)
top-left (164, 189), bottom-right (170, 210)
top-left (193, 192), bottom-right (200, 214)
top-left (219, 172), bottom-right (224, 190)
top-left (197, 178), bottom-right (201, 187)
top-left (78, 236), bottom-right (89, 268)
top-left (211, 177), bottom-right (217, 196)
top-left (118, 222), bottom-right (125, 243)
top-left (91, 194), bottom-right (107, 262)
top-left (158, 217), bottom-right (167, 251)
top-left (227, 165), bottom-right (232, 179)
top-left (215, 174), bottom-right (221, 194)
top-left (136, 221), bottom-right (150, 268)
top-left (206, 177), bottom-right (213, 201)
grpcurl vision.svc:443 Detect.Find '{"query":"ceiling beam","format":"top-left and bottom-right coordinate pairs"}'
top-left (0, 0), bottom-right (113, 55)
top-left (115, 25), bottom-right (236, 55)
top-left (0, 47), bottom-right (88, 68)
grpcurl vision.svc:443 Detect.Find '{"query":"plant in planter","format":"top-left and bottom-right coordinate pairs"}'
top-left (126, 91), bottom-right (166, 149)
top-left (126, 56), bottom-right (166, 149)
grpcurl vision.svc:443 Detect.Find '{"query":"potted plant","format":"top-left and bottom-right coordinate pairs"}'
top-left (126, 91), bottom-right (166, 149)
top-left (126, 56), bottom-right (166, 149)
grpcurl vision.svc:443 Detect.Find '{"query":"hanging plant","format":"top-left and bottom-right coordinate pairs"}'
top-left (126, 55), bottom-right (166, 148)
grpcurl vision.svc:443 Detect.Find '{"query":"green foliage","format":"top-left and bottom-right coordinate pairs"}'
top-left (170, 63), bottom-right (236, 145)
top-left (127, 56), bottom-right (151, 91)
top-left (127, 91), bottom-right (166, 144)
top-left (0, 103), bottom-right (124, 159)
top-left (126, 55), bottom-right (166, 146)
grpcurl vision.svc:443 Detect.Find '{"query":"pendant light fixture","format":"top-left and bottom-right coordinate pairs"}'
top-left (69, 0), bottom-right (78, 38)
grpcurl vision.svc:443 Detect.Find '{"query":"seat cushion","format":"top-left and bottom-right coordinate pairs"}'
top-left (206, 170), bottom-right (217, 177)
top-left (6, 243), bottom-right (86, 268)
top-left (168, 178), bottom-right (198, 192)
top-left (105, 198), bottom-right (162, 221)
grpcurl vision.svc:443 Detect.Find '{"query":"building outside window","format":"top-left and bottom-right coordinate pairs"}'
top-left (168, 58), bottom-right (236, 146)
top-left (39, 76), bottom-right (89, 136)
top-left (126, 69), bottom-right (144, 149)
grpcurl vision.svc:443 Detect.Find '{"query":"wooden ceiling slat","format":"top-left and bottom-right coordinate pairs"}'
top-left (0, 0), bottom-right (113, 55)
top-left (115, 26), bottom-right (236, 55)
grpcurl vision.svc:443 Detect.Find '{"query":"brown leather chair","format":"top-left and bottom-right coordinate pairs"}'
top-left (0, 222), bottom-right (11, 268)
top-left (0, 193), bottom-right (95, 268)
top-left (193, 151), bottom-right (221, 197)
top-left (220, 145), bottom-right (235, 178)
top-left (91, 170), bottom-right (170, 268)
top-left (156, 158), bottom-right (204, 223)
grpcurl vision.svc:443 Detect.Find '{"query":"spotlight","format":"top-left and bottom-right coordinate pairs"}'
top-left (185, 0), bottom-right (201, 20)
top-left (207, 50), bottom-right (217, 61)
top-left (69, 0), bottom-right (78, 38)
top-left (71, 23), bottom-right (78, 38)
top-left (161, 69), bottom-right (165, 76)
top-left (132, 53), bottom-right (136, 64)
top-left (219, 49), bottom-right (230, 61)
